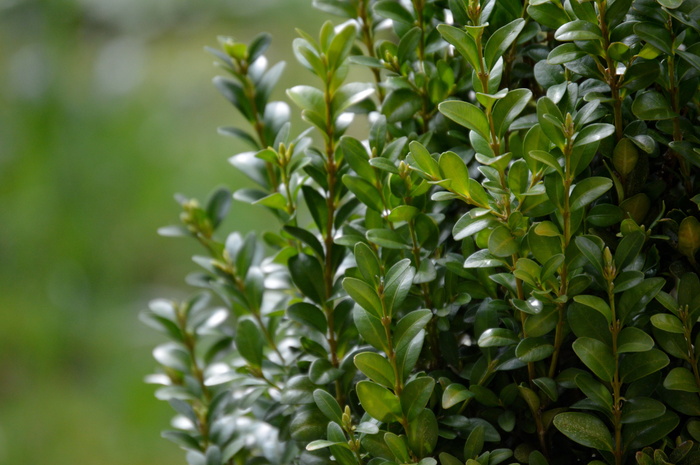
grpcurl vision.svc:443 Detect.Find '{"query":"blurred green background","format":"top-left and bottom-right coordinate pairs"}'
top-left (0, 1), bottom-right (325, 463)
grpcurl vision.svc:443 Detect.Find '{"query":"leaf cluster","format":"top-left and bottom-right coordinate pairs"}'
top-left (143, 1), bottom-right (700, 464)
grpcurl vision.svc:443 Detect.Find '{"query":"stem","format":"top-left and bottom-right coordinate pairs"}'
top-left (549, 131), bottom-right (574, 378)
top-left (596, 0), bottom-right (624, 141)
top-left (241, 67), bottom-right (279, 191)
top-left (607, 273), bottom-right (623, 465)
top-left (357, 0), bottom-right (385, 102)
top-left (667, 49), bottom-right (692, 192)
top-left (408, 219), bottom-right (440, 367)
top-left (680, 305), bottom-right (700, 393)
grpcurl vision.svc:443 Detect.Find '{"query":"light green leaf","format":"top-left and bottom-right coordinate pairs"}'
top-left (343, 277), bottom-right (383, 317)
top-left (439, 100), bottom-right (491, 140)
top-left (354, 352), bottom-right (395, 389)
top-left (356, 380), bottom-right (402, 423)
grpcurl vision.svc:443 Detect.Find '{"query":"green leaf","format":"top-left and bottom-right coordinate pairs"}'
top-left (354, 306), bottom-right (388, 351)
top-left (573, 295), bottom-right (612, 324)
top-left (439, 151), bottom-right (471, 197)
top-left (617, 327), bottom-right (655, 353)
top-left (618, 278), bottom-right (665, 324)
top-left (289, 253), bottom-right (326, 304)
top-left (453, 213), bottom-right (497, 240)
top-left (306, 440), bottom-right (343, 451)
top-left (354, 242), bottom-right (381, 284)
top-left (309, 358), bottom-right (344, 384)
top-left (340, 136), bottom-right (373, 179)
top-left (632, 91), bottom-right (676, 121)
top-left (382, 89), bottom-right (422, 123)
top-left (622, 411), bottom-right (679, 450)
top-left (287, 302), bottom-right (327, 334)
top-left (395, 309), bottom-right (432, 352)
top-left (438, 24), bottom-right (481, 71)
top-left (357, 381), bottom-right (402, 423)
top-left (576, 375), bottom-right (613, 410)
top-left (327, 23), bottom-right (357, 70)
top-left (536, 97), bottom-right (565, 149)
top-left (442, 383), bottom-right (474, 409)
top-left (678, 216), bottom-right (700, 260)
top-left (284, 225), bottom-right (325, 258)
top-left (620, 397), bottom-right (666, 424)
top-left (573, 337), bottom-right (615, 382)
top-left (374, 0), bottom-right (413, 23)
top-left (367, 229), bottom-right (410, 250)
top-left (384, 432), bottom-right (410, 463)
top-left (478, 328), bottom-right (519, 347)
top-left (650, 314), bottom-right (684, 334)
top-left (408, 141), bottom-right (440, 179)
top-left (569, 177), bottom-right (613, 211)
top-left (488, 226), bottom-right (519, 258)
top-left (555, 20), bottom-right (603, 41)
top-left (553, 412), bottom-right (614, 452)
top-left (236, 319), bottom-right (264, 367)
top-left (614, 231), bottom-right (645, 270)
top-left (406, 409), bottom-right (438, 458)
top-left (384, 259), bottom-right (415, 312)
top-left (663, 367), bottom-right (700, 393)
top-left (529, 150), bottom-right (564, 177)
top-left (484, 19), bottom-right (526, 71)
top-left (343, 277), bottom-right (383, 318)
top-left (633, 22), bottom-right (673, 55)
top-left (492, 89), bottom-right (532, 138)
top-left (287, 85), bottom-right (325, 119)
top-left (574, 124), bottom-right (615, 147)
top-left (439, 100), bottom-right (491, 141)
top-left (354, 352), bottom-right (395, 389)
top-left (516, 337), bottom-right (555, 362)
top-left (548, 43), bottom-right (586, 65)
top-left (343, 175), bottom-right (385, 212)
top-left (401, 377), bottom-right (435, 421)
top-left (620, 349), bottom-right (669, 382)
top-left (527, 2), bottom-right (569, 29)
top-left (313, 389), bottom-right (344, 424)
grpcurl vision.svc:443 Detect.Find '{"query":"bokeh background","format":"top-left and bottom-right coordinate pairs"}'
top-left (0, 1), bottom-right (327, 463)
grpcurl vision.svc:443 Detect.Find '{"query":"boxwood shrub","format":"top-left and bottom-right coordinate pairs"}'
top-left (142, 0), bottom-right (700, 464)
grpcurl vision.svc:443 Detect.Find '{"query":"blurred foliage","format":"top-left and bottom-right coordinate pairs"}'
top-left (0, 0), bottom-right (324, 463)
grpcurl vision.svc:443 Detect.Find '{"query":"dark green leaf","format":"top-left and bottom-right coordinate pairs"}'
top-left (631, 91), bottom-right (676, 121)
top-left (357, 380), bottom-right (402, 423)
top-left (553, 412), bottom-right (614, 451)
top-left (313, 389), bottom-right (344, 424)
top-left (555, 20), bottom-right (603, 41)
top-left (484, 19), bottom-right (526, 70)
top-left (401, 377), bottom-right (435, 421)
top-left (620, 349), bottom-right (669, 382)
top-left (573, 337), bottom-right (615, 382)
top-left (287, 302), bottom-right (327, 334)
top-left (236, 319), bottom-right (264, 367)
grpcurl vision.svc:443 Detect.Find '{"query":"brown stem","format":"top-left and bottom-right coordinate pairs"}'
top-left (596, 0), bottom-right (624, 141)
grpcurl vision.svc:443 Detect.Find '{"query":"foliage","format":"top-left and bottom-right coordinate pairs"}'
top-left (143, 0), bottom-right (700, 464)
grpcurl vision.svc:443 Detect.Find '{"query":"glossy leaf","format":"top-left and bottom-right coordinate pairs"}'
top-left (356, 381), bottom-right (402, 423)
top-left (573, 337), bottom-right (615, 382)
top-left (553, 412), bottom-right (614, 451)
